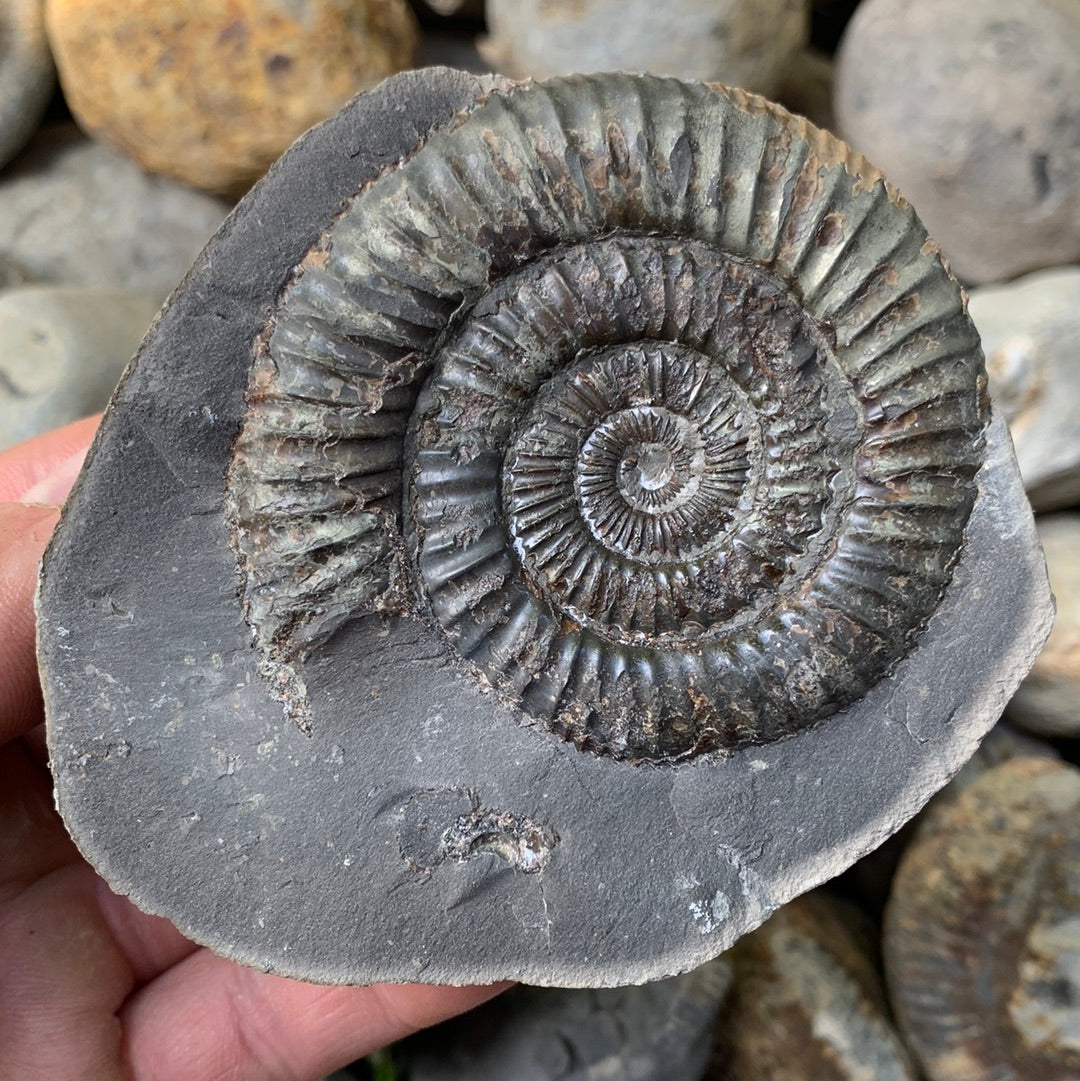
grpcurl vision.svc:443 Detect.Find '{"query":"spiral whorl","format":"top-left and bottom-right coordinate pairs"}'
top-left (227, 73), bottom-right (987, 762)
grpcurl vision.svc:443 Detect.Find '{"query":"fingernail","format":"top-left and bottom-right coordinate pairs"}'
top-left (19, 448), bottom-right (89, 507)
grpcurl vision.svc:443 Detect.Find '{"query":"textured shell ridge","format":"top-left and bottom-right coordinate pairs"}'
top-left (225, 71), bottom-right (987, 763)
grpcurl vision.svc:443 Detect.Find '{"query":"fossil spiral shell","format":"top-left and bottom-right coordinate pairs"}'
top-left (227, 73), bottom-right (986, 762)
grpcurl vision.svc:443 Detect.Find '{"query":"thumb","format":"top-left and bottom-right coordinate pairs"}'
top-left (0, 416), bottom-right (100, 745)
top-left (0, 413), bottom-right (99, 504)
top-left (0, 502), bottom-right (60, 744)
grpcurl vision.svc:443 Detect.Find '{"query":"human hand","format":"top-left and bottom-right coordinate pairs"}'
top-left (0, 416), bottom-right (508, 1081)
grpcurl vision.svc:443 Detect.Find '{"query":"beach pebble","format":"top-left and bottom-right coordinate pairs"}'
top-left (418, 0), bottom-right (483, 16)
top-left (885, 758), bottom-right (1080, 1081)
top-left (0, 287), bottom-right (160, 449)
top-left (717, 892), bottom-right (919, 1080)
top-left (0, 254), bottom-right (30, 289)
top-left (0, 0), bottom-right (55, 169)
top-left (835, 0), bottom-right (1080, 284)
top-left (481, 0), bottom-right (809, 98)
top-left (970, 267), bottom-right (1080, 511)
top-left (44, 0), bottom-right (419, 195)
top-left (1008, 515), bottom-right (1080, 739)
top-left (0, 125), bottom-right (230, 297)
top-left (403, 959), bottom-right (732, 1081)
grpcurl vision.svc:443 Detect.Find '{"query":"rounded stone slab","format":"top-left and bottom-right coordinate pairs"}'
top-left (39, 67), bottom-right (1052, 987)
top-left (0, 0), bottom-right (55, 170)
top-left (0, 286), bottom-right (160, 450)
top-left (971, 268), bottom-right (1080, 512)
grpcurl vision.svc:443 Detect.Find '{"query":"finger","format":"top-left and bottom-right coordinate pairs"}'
top-left (0, 735), bottom-right (196, 978)
top-left (0, 863), bottom-right (133, 1081)
top-left (0, 417), bottom-right (100, 745)
top-left (0, 413), bottom-right (99, 504)
top-left (91, 877), bottom-right (197, 986)
top-left (122, 950), bottom-right (510, 1081)
top-left (0, 862), bottom-right (195, 1081)
top-left (0, 501), bottom-right (61, 744)
top-left (0, 737), bottom-right (80, 903)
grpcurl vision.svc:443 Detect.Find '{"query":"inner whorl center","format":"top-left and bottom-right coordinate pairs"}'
top-left (582, 405), bottom-right (709, 525)
top-left (620, 442), bottom-right (676, 493)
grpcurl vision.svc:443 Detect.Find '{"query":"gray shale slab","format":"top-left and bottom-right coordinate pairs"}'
top-left (38, 67), bottom-right (1052, 988)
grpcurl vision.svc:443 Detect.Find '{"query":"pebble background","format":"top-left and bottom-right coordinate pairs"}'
top-left (45, 0), bottom-right (420, 194)
top-left (834, 0), bottom-right (1080, 285)
top-left (3, 0), bottom-right (1078, 1078)
top-left (481, 0), bottom-right (809, 98)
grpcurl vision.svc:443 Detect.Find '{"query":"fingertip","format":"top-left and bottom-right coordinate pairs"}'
top-left (18, 448), bottom-right (92, 507)
top-left (0, 414), bottom-right (100, 505)
top-left (122, 952), bottom-right (512, 1081)
top-left (0, 502), bottom-right (61, 744)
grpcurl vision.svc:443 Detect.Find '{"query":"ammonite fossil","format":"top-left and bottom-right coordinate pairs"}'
top-left (228, 71), bottom-right (985, 764)
top-left (884, 758), bottom-right (1080, 1081)
top-left (38, 67), bottom-right (1051, 986)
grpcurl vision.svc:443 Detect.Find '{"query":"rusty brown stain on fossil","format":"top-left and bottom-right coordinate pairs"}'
top-left (709, 81), bottom-right (903, 204)
top-left (299, 247), bottom-right (329, 272)
top-left (884, 757), bottom-right (1080, 1081)
top-left (815, 211), bottom-right (846, 249)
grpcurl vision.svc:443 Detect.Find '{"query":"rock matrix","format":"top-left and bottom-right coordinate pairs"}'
top-left (38, 69), bottom-right (1050, 988)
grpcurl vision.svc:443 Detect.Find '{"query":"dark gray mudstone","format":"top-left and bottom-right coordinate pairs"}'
top-left (39, 67), bottom-right (1052, 987)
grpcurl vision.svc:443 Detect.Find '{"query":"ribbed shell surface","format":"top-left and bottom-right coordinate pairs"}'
top-left (227, 73), bottom-right (986, 762)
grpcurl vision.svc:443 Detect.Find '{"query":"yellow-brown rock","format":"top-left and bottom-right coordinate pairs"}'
top-left (44, 0), bottom-right (419, 195)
